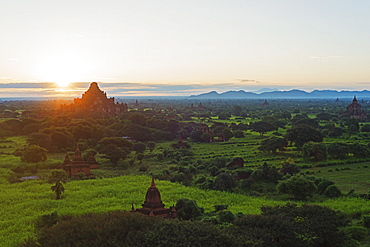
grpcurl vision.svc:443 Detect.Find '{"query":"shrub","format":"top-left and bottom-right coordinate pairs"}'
top-left (363, 215), bottom-right (370, 228)
top-left (324, 185), bottom-right (342, 198)
top-left (343, 226), bottom-right (368, 241)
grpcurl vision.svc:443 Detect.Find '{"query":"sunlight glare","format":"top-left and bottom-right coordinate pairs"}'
top-left (38, 52), bottom-right (90, 87)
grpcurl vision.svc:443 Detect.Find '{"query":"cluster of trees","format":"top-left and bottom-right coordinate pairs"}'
top-left (22, 203), bottom-right (362, 247)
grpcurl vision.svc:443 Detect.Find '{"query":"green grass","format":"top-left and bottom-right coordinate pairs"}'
top-left (1, 175), bottom-right (370, 247)
top-left (305, 163), bottom-right (370, 194)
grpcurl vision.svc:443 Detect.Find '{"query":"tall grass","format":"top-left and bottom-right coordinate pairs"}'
top-left (1, 175), bottom-right (370, 247)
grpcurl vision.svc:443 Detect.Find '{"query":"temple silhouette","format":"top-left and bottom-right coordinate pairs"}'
top-left (61, 82), bottom-right (128, 115)
top-left (131, 177), bottom-right (176, 219)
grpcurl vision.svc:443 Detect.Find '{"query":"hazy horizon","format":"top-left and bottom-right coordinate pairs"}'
top-left (1, 1), bottom-right (370, 97)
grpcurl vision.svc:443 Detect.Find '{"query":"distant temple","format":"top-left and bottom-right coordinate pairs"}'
top-left (60, 82), bottom-right (128, 115)
top-left (60, 147), bottom-right (99, 176)
top-left (344, 96), bottom-right (367, 119)
top-left (262, 100), bottom-right (269, 106)
top-left (134, 100), bottom-right (140, 108)
top-left (131, 177), bottom-right (176, 219)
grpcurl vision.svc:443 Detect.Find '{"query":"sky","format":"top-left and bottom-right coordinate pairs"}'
top-left (1, 0), bottom-right (370, 97)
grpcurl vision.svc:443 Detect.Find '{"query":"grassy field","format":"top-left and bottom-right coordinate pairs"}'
top-left (1, 175), bottom-right (370, 247)
top-left (305, 163), bottom-right (370, 194)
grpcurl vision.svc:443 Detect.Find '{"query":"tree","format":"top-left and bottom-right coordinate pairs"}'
top-left (361, 124), bottom-right (370, 132)
top-left (213, 173), bottom-right (237, 191)
top-left (285, 124), bottom-right (323, 148)
top-left (175, 198), bottom-right (204, 220)
top-left (222, 128), bottom-right (234, 141)
top-left (20, 145), bottom-right (47, 163)
top-left (349, 143), bottom-right (370, 158)
top-left (250, 162), bottom-right (281, 183)
top-left (302, 142), bottom-right (327, 161)
top-left (147, 141), bottom-right (156, 152)
top-left (127, 112), bottom-right (147, 126)
top-left (250, 121), bottom-right (277, 136)
top-left (327, 143), bottom-right (349, 159)
top-left (28, 133), bottom-right (52, 150)
top-left (324, 185), bottom-right (342, 198)
top-left (99, 144), bottom-right (128, 165)
top-left (277, 176), bottom-right (317, 200)
top-left (328, 126), bottom-right (343, 137)
top-left (233, 130), bottom-right (245, 138)
top-left (48, 169), bottom-right (68, 200)
top-left (190, 130), bottom-right (203, 142)
top-left (218, 112), bottom-right (230, 120)
top-left (132, 142), bottom-right (146, 153)
top-left (250, 203), bottom-right (348, 247)
top-left (258, 136), bottom-right (288, 153)
top-left (279, 158), bottom-right (300, 175)
top-left (200, 132), bottom-right (211, 142)
top-left (121, 124), bottom-right (153, 142)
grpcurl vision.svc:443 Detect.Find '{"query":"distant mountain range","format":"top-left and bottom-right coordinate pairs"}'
top-left (189, 89), bottom-right (370, 99)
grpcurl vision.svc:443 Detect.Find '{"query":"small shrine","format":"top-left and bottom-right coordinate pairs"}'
top-left (131, 177), bottom-right (176, 219)
top-left (345, 96), bottom-right (367, 119)
top-left (262, 100), bottom-right (269, 106)
top-left (60, 147), bottom-right (99, 176)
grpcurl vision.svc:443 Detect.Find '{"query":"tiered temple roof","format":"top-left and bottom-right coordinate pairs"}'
top-left (61, 82), bottom-right (128, 115)
top-left (132, 177), bottom-right (176, 219)
top-left (345, 96), bottom-right (367, 119)
top-left (61, 147), bottom-right (98, 176)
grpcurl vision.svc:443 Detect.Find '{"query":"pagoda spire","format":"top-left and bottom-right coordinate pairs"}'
top-left (63, 152), bottom-right (70, 164)
top-left (151, 175), bottom-right (156, 187)
top-left (73, 145), bottom-right (84, 163)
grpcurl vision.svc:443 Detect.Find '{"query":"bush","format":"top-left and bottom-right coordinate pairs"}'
top-left (343, 226), bottom-right (368, 241)
top-left (277, 175), bottom-right (317, 200)
top-left (324, 185), bottom-right (342, 198)
top-left (20, 145), bottom-right (47, 163)
top-left (363, 215), bottom-right (370, 228)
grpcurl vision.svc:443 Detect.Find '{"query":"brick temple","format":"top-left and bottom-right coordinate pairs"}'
top-left (60, 82), bottom-right (128, 116)
top-left (60, 147), bottom-right (99, 176)
top-left (345, 96), bottom-right (367, 119)
top-left (131, 177), bottom-right (176, 219)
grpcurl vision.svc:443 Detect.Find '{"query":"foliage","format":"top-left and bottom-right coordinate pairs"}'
top-left (258, 135), bottom-right (288, 153)
top-left (327, 142), bottom-right (349, 159)
top-left (222, 128), bottom-right (234, 141)
top-left (324, 184), bottom-right (342, 198)
top-left (20, 145), bottom-right (47, 163)
top-left (232, 203), bottom-right (349, 247)
top-left (175, 198), bottom-right (204, 220)
top-left (213, 173), bottom-right (237, 191)
top-left (2, 175), bottom-right (370, 246)
top-left (132, 142), bottom-right (146, 153)
top-left (279, 158), bottom-right (300, 175)
top-left (344, 226), bottom-right (369, 242)
top-left (250, 121), bottom-right (277, 136)
top-left (250, 162), bottom-right (281, 183)
top-left (48, 169), bottom-right (68, 200)
top-left (233, 130), bottom-right (245, 138)
top-left (285, 124), bottom-right (323, 148)
top-left (277, 175), bottom-right (317, 200)
top-left (147, 141), bottom-right (156, 152)
top-left (302, 141), bottom-right (327, 161)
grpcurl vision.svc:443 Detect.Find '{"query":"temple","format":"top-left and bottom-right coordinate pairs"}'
top-left (344, 96), bottom-right (367, 119)
top-left (131, 177), bottom-right (176, 219)
top-left (60, 82), bottom-right (128, 115)
top-left (60, 147), bottom-right (99, 176)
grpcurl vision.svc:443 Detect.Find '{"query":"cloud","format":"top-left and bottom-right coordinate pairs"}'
top-left (309, 56), bottom-right (342, 59)
top-left (235, 79), bottom-right (260, 83)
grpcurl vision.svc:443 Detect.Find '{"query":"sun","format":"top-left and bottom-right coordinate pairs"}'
top-left (38, 52), bottom-right (90, 87)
